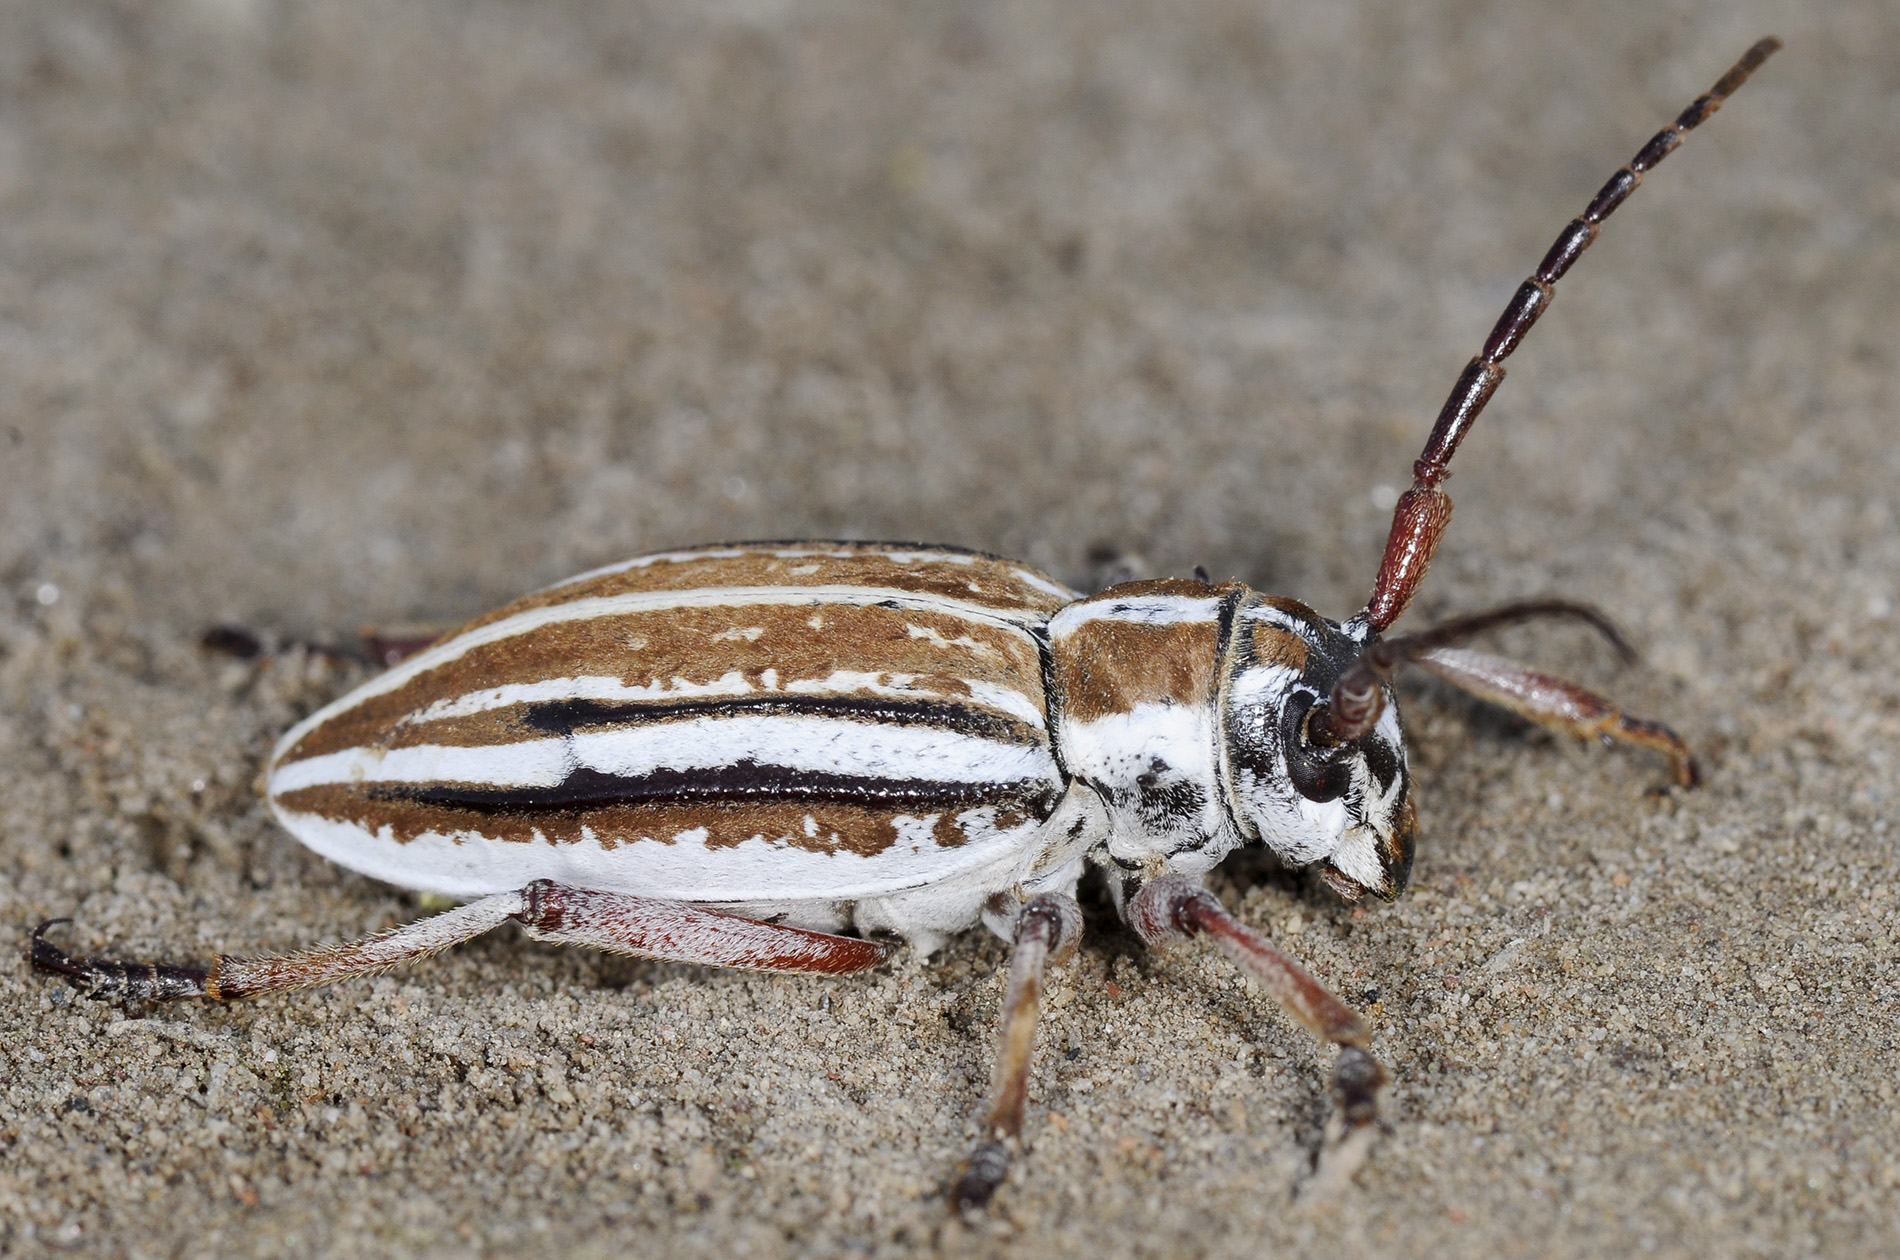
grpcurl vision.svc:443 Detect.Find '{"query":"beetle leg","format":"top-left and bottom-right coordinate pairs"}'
top-left (1128, 875), bottom-right (1386, 1131)
top-left (31, 894), bottom-right (527, 1002)
top-left (30, 919), bottom-right (216, 1002)
top-left (1416, 645), bottom-right (1700, 788)
top-left (508, 880), bottom-right (896, 974)
top-left (952, 892), bottom-right (1083, 1213)
top-left (31, 883), bottom-right (894, 1004)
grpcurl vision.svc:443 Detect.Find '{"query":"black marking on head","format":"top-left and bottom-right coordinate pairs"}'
top-left (1359, 725), bottom-right (1404, 796)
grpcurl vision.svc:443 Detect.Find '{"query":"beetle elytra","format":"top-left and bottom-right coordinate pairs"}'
top-left (32, 38), bottom-right (1779, 1210)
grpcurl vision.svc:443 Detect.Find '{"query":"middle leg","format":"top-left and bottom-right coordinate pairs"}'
top-left (952, 892), bottom-right (1083, 1212)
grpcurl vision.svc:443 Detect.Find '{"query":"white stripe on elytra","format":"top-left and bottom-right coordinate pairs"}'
top-left (905, 622), bottom-right (1004, 660)
top-left (540, 547), bottom-right (794, 592)
top-left (398, 669), bottom-right (1046, 731)
top-left (272, 584), bottom-right (1054, 760)
top-left (863, 549), bottom-right (973, 566)
top-left (404, 672), bottom-right (755, 726)
top-left (962, 680), bottom-right (1047, 728)
top-left (1012, 568), bottom-right (1079, 600)
top-left (272, 800), bottom-right (1050, 903)
top-left (1048, 594), bottom-right (1224, 636)
top-left (272, 712), bottom-right (1060, 794)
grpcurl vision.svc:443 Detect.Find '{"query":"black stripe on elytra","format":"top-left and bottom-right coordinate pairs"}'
top-left (514, 694), bottom-right (1038, 744)
top-left (383, 763), bottom-right (1063, 816)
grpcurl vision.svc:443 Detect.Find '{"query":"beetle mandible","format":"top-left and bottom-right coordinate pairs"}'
top-left (32, 38), bottom-right (1780, 1209)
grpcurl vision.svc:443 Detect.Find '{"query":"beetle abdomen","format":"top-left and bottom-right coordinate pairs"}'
top-left (267, 544), bottom-right (1078, 902)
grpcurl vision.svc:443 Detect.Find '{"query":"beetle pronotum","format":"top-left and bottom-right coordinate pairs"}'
top-left (32, 38), bottom-right (1780, 1209)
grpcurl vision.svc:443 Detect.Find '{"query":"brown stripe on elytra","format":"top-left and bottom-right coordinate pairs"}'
top-left (280, 601), bottom-right (1046, 763)
top-left (272, 787), bottom-right (1044, 856)
top-left (475, 546), bottom-right (1075, 627)
top-left (1052, 611), bottom-right (1228, 723)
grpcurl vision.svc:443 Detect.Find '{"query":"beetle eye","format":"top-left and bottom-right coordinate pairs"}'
top-left (1300, 701), bottom-right (1341, 750)
top-left (1283, 692), bottom-right (1352, 803)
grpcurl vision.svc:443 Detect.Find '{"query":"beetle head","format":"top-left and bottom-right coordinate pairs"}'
top-left (1220, 599), bottom-right (1415, 901)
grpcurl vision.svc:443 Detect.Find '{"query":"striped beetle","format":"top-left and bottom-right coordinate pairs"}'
top-left (33, 39), bottom-right (1777, 1208)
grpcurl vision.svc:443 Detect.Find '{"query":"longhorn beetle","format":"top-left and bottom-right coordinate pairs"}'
top-left (32, 38), bottom-right (1780, 1210)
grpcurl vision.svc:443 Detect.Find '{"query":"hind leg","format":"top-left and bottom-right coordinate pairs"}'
top-left (31, 880), bottom-right (894, 1004)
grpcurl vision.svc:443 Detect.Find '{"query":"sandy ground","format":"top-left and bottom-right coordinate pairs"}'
top-left (1, 1), bottom-right (1896, 1257)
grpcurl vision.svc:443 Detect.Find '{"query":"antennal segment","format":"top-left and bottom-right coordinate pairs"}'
top-left (1362, 37), bottom-right (1781, 632)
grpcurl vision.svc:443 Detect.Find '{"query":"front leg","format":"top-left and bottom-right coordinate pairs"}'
top-left (1128, 875), bottom-right (1386, 1131)
top-left (1417, 645), bottom-right (1700, 788)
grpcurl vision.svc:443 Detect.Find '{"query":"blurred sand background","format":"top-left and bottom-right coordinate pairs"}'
top-left (1, 1), bottom-right (1895, 1257)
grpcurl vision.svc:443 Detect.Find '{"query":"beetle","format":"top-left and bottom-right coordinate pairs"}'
top-left (32, 38), bottom-right (1779, 1210)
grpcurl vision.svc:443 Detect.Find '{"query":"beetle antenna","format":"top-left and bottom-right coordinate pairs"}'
top-left (1360, 37), bottom-right (1781, 632)
top-left (1310, 599), bottom-right (1633, 745)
